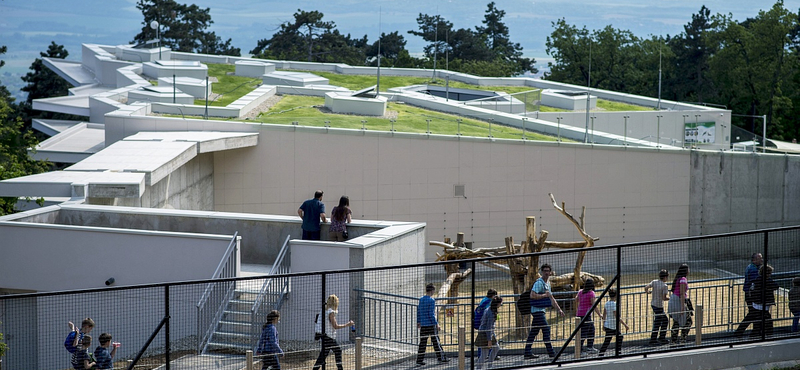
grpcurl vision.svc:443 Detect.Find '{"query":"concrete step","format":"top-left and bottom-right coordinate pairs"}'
top-left (211, 330), bottom-right (251, 344)
top-left (205, 340), bottom-right (251, 354)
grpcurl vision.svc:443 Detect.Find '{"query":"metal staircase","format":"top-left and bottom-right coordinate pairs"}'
top-left (199, 235), bottom-right (291, 355)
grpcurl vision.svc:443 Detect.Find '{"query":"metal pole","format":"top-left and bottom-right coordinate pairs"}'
top-left (321, 273), bottom-right (327, 370)
top-left (165, 285), bottom-right (170, 370)
top-left (585, 40), bottom-right (592, 143)
top-left (172, 74), bottom-right (176, 104)
top-left (557, 116), bottom-right (562, 142)
top-left (658, 45), bottom-right (662, 110)
top-left (683, 115), bottom-right (689, 148)
top-left (489, 119), bottom-right (493, 138)
top-left (470, 260), bottom-right (476, 370)
top-left (204, 76), bottom-right (209, 119)
top-left (761, 231), bottom-right (768, 341)
top-left (615, 246), bottom-right (621, 357)
top-left (446, 75), bottom-right (450, 101)
top-left (762, 115), bottom-right (767, 153)
top-left (522, 118), bottom-right (527, 140)
top-left (623, 115), bottom-right (629, 146)
top-left (591, 116), bottom-right (595, 144)
top-left (656, 115), bottom-right (662, 148)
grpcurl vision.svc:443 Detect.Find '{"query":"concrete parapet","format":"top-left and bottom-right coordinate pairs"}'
top-left (235, 60), bottom-right (276, 77)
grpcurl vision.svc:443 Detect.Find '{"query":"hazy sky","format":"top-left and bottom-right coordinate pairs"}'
top-left (1, 0), bottom-right (798, 96)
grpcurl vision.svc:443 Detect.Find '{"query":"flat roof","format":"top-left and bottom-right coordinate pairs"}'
top-left (31, 123), bottom-right (105, 163)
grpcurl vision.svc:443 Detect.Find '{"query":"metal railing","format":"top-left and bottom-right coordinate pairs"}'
top-left (196, 232), bottom-right (240, 353)
top-left (250, 234), bottom-right (292, 349)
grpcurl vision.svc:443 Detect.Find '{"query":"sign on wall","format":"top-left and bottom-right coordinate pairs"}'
top-left (685, 122), bottom-right (716, 144)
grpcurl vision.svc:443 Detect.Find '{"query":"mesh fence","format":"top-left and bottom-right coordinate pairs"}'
top-left (1, 227), bottom-right (799, 370)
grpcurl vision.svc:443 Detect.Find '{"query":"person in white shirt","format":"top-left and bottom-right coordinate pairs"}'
top-left (645, 269), bottom-right (670, 345)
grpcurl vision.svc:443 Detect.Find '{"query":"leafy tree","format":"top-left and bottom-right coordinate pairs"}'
top-left (0, 46), bottom-right (50, 215)
top-left (132, 0), bottom-right (240, 56)
top-left (366, 31), bottom-right (419, 67)
top-left (18, 42), bottom-right (82, 127)
top-left (708, 2), bottom-right (795, 139)
top-left (546, 19), bottom-right (649, 94)
top-left (667, 6), bottom-right (717, 104)
top-left (476, 2), bottom-right (537, 75)
top-left (408, 14), bottom-right (453, 59)
top-left (251, 9), bottom-right (367, 64)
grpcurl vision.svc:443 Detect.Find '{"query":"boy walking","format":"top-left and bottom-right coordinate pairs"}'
top-left (416, 283), bottom-right (449, 366)
top-left (66, 318), bottom-right (95, 354)
top-left (94, 333), bottom-right (119, 369)
top-left (645, 270), bottom-right (670, 345)
top-left (71, 335), bottom-right (96, 370)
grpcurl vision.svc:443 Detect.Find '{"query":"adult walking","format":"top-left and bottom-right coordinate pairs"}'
top-left (312, 295), bottom-right (354, 370)
top-left (416, 284), bottom-right (449, 366)
top-left (328, 196), bottom-right (352, 242)
top-left (668, 264), bottom-right (691, 345)
top-left (298, 190), bottom-right (326, 240)
top-left (476, 296), bottom-right (503, 369)
top-left (645, 269), bottom-right (670, 345)
top-left (749, 265), bottom-right (778, 338)
top-left (734, 253), bottom-right (763, 336)
top-left (523, 264), bottom-right (565, 359)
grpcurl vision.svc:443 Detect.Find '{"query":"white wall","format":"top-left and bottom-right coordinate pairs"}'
top-left (104, 111), bottom-right (692, 261)
top-left (0, 220), bottom-right (234, 291)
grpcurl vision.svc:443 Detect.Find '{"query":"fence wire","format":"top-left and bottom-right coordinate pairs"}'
top-left (1, 227), bottom-right (799, 370)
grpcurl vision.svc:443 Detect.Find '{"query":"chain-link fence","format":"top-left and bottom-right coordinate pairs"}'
top-left (1, 226), bottom-right (799, 370)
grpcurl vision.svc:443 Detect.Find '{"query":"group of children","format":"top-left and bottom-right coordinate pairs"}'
top-left (573, 279), bottom-right (629, 356)
top-left (65, 318), bottom-right (119, 370)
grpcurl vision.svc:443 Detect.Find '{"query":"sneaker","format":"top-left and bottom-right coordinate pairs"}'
top-left (585, 347), bottom-right (599, 353)
top-left (523, 354), bottom-right (540, 359)
top-left (438, 358), bottom-right (450, 363)
top-left (548, 353), bottom-right (556, 358)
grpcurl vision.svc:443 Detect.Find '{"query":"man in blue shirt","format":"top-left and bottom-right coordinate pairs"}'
top-left (416, 283), bottom-right (449, 366)
top-left (523, 264), bottom-right (564, 359)
top-left (735, 252), bottom-right (763, 336)
top-left (298, 190), bottom-right (327, 240)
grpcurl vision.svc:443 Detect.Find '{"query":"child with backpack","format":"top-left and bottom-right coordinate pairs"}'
top-left (65, 318), bottom-right (95, 354)
top-left (574, 278), bottom-right (601, 354)
top-left (473, 289), bottom-right (498, 362)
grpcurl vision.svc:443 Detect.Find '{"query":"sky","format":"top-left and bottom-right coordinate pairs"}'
top-left (2, 0), bottom-right (799, 99)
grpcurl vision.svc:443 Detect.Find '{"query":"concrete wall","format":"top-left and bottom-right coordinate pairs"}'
top-left (0, 219), bottom-right (233, 292)
top-left (689, 151), bottom-right (800, 235)
top-left (84, 152), bottom-right (214, 210)
top-left (538, 110), bottom-right (731, 150)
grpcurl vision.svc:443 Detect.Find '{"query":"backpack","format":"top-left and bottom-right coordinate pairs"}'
top-left (64, 331), bottom-right (79, 353)
top-left (314, 312), bottom-right (322, 340)
top-left (516, 287), bottom-right (532, 315)
top-left (472, 298), bottom-right (492, 329)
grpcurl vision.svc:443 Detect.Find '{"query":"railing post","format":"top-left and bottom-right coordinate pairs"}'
top-left (615, 246), bottom-right (621, 357)
top-left (355, 337), bottom-right (363, 370)
top-left (321, 272), bottom-right (327, 370)
top-left (458, 326), bottom-right (465, 370)
top-left (574, 317), bottom-right (581, 359)
top-left (762, 231), bottom-right (769, 341)
top-left (470, 260), bottom-right (476, 370)
top-left (165, 285), bottom-right (170, 370)
top-left (246, 350), bottom-right (254, 370)
top-left (695, 304), bottom-right (704, 345)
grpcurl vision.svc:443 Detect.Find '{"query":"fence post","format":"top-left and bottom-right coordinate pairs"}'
top-left (470, 260), bottom-right (476, 369)
top-left (165, 285), bottom-right (170, 370)
top-left (246, 350), bottom-right (254, 370)
top-left (574, 317), bottom-right (581, 359)
top-left (458, 326), bottom-right (465, 370)
top-left (355, 337), bottom-right (363, 370)
top-left (695, 305), bottom-right (704, 345)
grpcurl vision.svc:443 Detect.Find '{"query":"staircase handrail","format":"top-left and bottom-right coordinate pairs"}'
top-left (195, 232), bottom-right (240, 353)
top-left (250, 234), bottom-right (291, 348)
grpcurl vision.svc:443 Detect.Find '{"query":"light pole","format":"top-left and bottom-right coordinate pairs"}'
top-left (150, 20), bottom-right (161, 60)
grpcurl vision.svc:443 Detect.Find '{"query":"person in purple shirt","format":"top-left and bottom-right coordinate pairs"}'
top-left (416, 283), bottom-right (449, 366)
top-left (257, 310), bottom-right (283, 370)
top-left (298, 190), bottom-right (327, 240)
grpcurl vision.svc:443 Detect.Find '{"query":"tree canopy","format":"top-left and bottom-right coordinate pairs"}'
top-left (132, 0), bottom-right (240, 56)
top-left (544, 1), bottom-right (800, 141)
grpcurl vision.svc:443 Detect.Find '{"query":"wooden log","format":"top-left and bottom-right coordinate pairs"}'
top-left (456, 232), bottom-right (465, 247)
